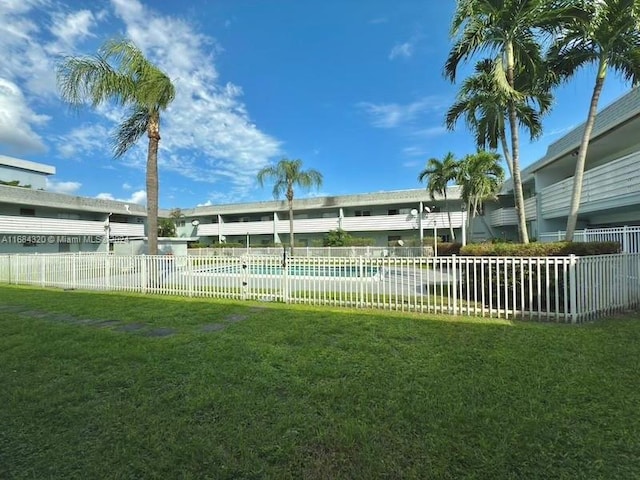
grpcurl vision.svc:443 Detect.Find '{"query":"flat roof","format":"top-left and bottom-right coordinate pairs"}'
top-left (0, 155), bottom-right (56, 175)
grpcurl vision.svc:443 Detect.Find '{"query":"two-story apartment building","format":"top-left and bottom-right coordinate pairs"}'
top-left (2, 86), bottom-right (639, 254)
top-left (177, 188), bottom-right (469, 247)
top-left (489, 86), bottom-right (640, 240)
top-left (0, 157), bottom-right (146, 253)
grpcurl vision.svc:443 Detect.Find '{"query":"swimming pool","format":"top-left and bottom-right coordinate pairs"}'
top-left (199, 263), bottom-right (380, 278)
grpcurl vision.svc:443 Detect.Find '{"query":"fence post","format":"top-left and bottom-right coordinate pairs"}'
top-left (40, 254), bottom-right (45, 287)
top-left (623, 250), bottom-right (629, 308)
top-left (623, 225), bottom-right (629, 254)
top-left (452, 255), bottom-right (458, 316)
top-left (188, 256), bottom-right (193, 297)
top-left (104, 254), bottom-right (111, 291)
top-left (282, 255), bottom-right (289, 303)
top-left (359, 256), bottom-right (364, 306)
top-left (569, 254), bottom-right (578, 324)
top-left (141, 256), bottom-right (148, 294)
top-left (72, 253), bottom-right (78, 289)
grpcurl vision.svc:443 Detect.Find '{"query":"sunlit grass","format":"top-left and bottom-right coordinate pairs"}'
top-left (1, 285), bottom-right (639, 479)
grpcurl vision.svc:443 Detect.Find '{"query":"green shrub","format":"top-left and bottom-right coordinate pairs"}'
top-left (187, 242), bottom-right (209, 249)
top-left (460, 241), bottom-right (620, 257)
top-left (323, 229), bottom-right (374, 247)
top-left (208, 242), bottom-right (244, 248)
top-left (437, 243), bottom-right (463, 256)
top-left (457, 241), bottom-right (620, 315)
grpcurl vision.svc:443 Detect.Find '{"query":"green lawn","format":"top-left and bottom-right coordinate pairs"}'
top-left (1, 285), bottom-right (639, 479)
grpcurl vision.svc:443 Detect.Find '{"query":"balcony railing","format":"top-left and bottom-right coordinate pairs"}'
top-left (0, 215), bottom-right (105, 235)
top-left (540, 150), bottom-right (640, 218)
top-left (490, 197), bottom-right (537, 227)
top-left (193, 212), bottom-right (466, 238)
top-left (109, 223), bottom-right (145, 237)
top-left (0, 216), bottom-right (145, 237)
top-left (490, 208), bottom-right (518, 227)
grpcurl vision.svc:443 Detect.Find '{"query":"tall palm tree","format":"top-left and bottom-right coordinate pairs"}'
top-left (547, 0), bottom-right (640, 241)
top-left (257, 158), bottom-right (323, 256)
top-left (446, 58), bottom-right (552, 178)
top-left (57, 38), bottom-right (175, 255)
top-left (457, 150), bottom-right (505, 242)
top-left (445, 0), bottom-right (578, 244)
top-left (418, 152), bottom-right (460, 240)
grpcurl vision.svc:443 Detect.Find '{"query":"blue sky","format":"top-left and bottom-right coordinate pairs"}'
top-left (0, 0), bottom-right (633, 209)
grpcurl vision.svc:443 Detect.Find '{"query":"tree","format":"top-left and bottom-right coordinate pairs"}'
top-left (323, 229), bottom-right (352, 247)
top-left (445, 0), bottom-right (577, 244)
top-left (446, 58), bottom-right (552, 178)
top-left (257, 158), bottom-right (323, 255)
top-left (57, 38), bottom-right (175, 255)
top-left (547, 0), bottom-right (640, 241)
top-left (158, 218), bottom-right (176, 237)
top-left (457, 150), bottom-right (505, 242)
top-left (418, 152), bottom-right (460, 241)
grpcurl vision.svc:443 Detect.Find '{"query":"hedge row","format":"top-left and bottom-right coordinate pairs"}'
top-left (459, 241), bottom-right (621, 257)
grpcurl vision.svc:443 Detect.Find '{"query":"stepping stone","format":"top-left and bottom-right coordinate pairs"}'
top-left (202, 323), bottom-right (226, 332)
top-left (143, 328), bottom-right (176, 337)
top-left (116, 323), bottom-right (146, 332)
top-left (91, 320), bottom-right (121, 328)
top-left (224, 314), bottom-right (247, 323)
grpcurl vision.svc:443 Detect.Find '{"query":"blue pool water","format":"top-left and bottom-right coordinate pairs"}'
top-left (205, 264), bottom-right (379, 278)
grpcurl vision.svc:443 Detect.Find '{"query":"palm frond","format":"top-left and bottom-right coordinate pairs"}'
top-left (112, 106), bottom-right (149, 158)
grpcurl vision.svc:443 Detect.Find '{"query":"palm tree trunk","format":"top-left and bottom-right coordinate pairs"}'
top-left (505, 42), bottom-right (529, 244)
top-left (499, 133), bottom-right (513, 178)
top-left (444, 191), bottom-right (455, 241)
top-left (146, 111), bottom-right (160, 256)
top-left (288, 198), bottom-right (294, 257)
top-left (565, 58), bottom-right (607, 242)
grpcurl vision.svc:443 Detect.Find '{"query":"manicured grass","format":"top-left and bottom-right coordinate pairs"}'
top-left (1, 285), bottom-right (639, 479)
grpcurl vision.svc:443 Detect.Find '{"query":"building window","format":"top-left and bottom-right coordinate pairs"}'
top-left (388, 209), bottom-right (399, 215)
top-left (355, 210), bottom-right (371, 217)
top-left (20, 208), bottom-right (35, 216)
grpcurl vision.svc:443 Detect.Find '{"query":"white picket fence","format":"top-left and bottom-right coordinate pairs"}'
top-left (539, 226), bottom-right (640, 253)
top-left (0, 253), bottom-right (638, 323)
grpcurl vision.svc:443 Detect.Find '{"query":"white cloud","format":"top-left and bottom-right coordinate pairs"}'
top-left (389, 42), bottom-right (414, 60)
top-left (56, 124), bottom-right (111, 159)
top-left (0, 78), bottom-right (49, 154)
top-left (358, 97), bottom-right (445, 129)
top-left (402, 146), bottom-right (428, 157)
top-left (48, 10), bottom-right (98, 52)
top-left (98, 0), bottom-right (282, 197)
top-left (412, 126), bottom-right (448, 138)
top-left (45, 178), bottom-right (82, 194)
top-left (0, 1), bottom-right (108, 156)
top-left (96, 189), bottom-right (147, 205)
top-left (197, 200), bottom-right (213, 207)
top-left (122, 182), bottom-right (132, 190)
top-left (402, 160), bottom-right (421, 168)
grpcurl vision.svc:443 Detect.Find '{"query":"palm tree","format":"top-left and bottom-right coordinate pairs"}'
top-left (257, 158), bottom-right (323, 255)
top-left (457, 150), bottom-right (505, 242)
top-left (418, 152), bottom-right (460, 241)
top-left (446, 58), bottom-right (552, 178)
top-left (445, 0), bottom-right (577, 244)
top-left (57, 38), bottom-right (175, 255)
top-left (547, 0), bottom-right (640, 241)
